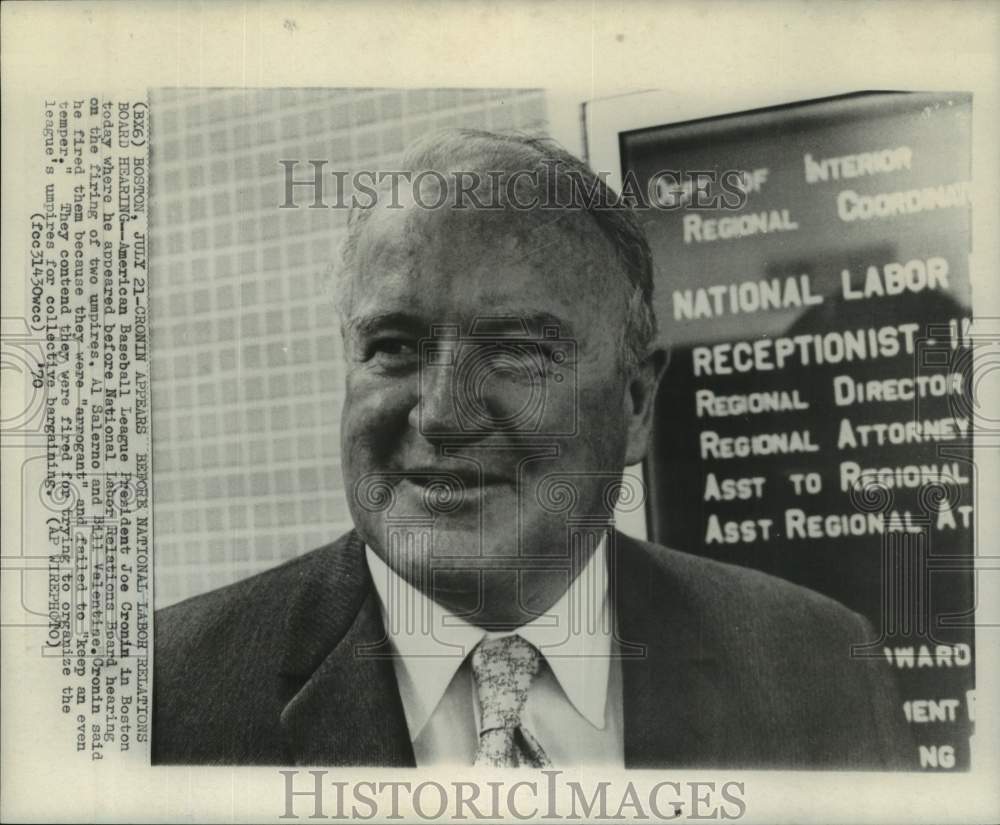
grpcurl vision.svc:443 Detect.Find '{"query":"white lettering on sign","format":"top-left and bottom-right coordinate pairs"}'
top-left (804, 145), bottom-right (912, 183)
top-left (839, 460), bottom-right (970, 491)
top-left (837, 181), bottom-right (971, 222)
top-left (673, 275), bottom-right (822, 320)
top-left (703, 473), bottom-right (766, 501)
top-left (919, 745), bottom-right (956, 769)
top-left (695, 388), bottom-right (810, 417)
top-left (784, 508), bottom-right (944, 538)
top-left (700, 430), bottom-right (819, 459)
top-left (883, 644), bottom-right (972, 668)
top-left (833, 373), bottom-right (965, 406)
top-left (935, 504), bottom-right (975, 530)
top-left (691, 323), bottom-right (921, 376)
top-left (842, 257), bottom-right (950, 300)
top-left (704, 515), bottom-right (774, 544)
top-left (683, 209), bottom-right (798, 244)
top-left (732, 168), bottom-right (769, 194)
top-left (904, 699), bottom-right (961, 723)
top-left (836, 416), bottom-right (969, 448)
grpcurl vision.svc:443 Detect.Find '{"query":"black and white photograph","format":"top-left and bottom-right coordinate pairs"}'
top-left (1, 2), bottom-right (998, 822)
top-left (148, 91), bottom-right (961, 771)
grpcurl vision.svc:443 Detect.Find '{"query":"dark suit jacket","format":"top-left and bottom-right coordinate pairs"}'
top-left (153, 529), bottom-right (914, 768)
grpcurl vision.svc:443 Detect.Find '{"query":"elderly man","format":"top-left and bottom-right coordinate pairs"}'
top-left (154, 129), bottom-right (913, 768)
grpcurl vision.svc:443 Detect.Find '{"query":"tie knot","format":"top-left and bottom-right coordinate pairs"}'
top-left (471, 635), bottom-right (541, 733)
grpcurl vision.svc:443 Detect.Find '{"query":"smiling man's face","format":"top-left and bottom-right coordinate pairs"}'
top-left (340, 194), bottom-right (650, 626)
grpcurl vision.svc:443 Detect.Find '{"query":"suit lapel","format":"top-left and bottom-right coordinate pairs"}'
top-left (613, 531), bottom-right (729, 768)
top-left (275, 529), bottom-right (729, 767)
top-left (278, 531), bottom-right (414, 766)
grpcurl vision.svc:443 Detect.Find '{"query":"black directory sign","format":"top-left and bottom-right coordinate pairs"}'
top-left (621, 92), bottom-right (975, 770)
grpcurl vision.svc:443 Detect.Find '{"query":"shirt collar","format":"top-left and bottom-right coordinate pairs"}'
top-left (364, 538), bottom-right (612, 740)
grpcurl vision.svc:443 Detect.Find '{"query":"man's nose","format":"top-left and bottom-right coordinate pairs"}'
top-left (409, 354), bottom-right (463, 436)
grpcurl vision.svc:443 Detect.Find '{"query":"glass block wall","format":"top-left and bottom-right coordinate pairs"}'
top-left (149, 88), bottom-right (549, 607)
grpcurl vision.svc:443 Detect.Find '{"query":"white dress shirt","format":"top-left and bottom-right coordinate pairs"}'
top-left (364, 539), bottom-right (624, 766)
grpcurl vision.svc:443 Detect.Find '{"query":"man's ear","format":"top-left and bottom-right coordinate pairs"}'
top-left (624, 346), bottom-right (668, 466)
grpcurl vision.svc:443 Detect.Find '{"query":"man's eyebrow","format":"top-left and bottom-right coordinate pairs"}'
top-left (473, 293), bottom-right (575, 336)
top-left (475, 311), bottom-right (575, 338)
top-left (344, 312), bottom-right (427, 338)
top-left (344, 310), bottom-right (575, 338)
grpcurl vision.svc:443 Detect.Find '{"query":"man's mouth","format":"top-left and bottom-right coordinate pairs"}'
top-left (401, 467), bottom-right (511, 489)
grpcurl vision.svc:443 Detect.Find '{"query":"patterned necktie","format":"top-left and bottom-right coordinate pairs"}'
top-left (471, 634), bottom-right (551, 767)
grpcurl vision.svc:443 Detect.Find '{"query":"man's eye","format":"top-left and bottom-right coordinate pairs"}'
top-left (368, 338), bottom-right (416, 360)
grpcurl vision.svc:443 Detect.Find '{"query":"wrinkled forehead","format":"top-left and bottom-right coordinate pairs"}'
top-left (350, 195), bottom-right (621, 310)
